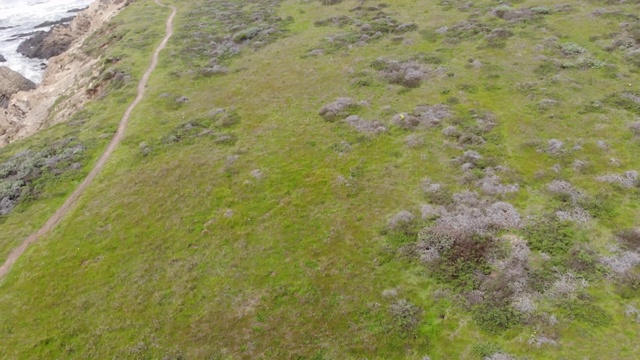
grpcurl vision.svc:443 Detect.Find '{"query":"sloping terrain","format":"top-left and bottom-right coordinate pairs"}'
top-left (0, 0), bottom-right (639, 358)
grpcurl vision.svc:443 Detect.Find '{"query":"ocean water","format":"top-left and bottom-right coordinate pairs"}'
top-left (0, 0), bottom-right (93, 83)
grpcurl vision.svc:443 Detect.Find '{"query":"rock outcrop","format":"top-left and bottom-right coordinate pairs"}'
top-left (0, 55), bottom-right (6, 63)
top-left (1, 0), bottom-right (129, 146)
top-left (17, 6), bottom-right (100, 59)
top-left (0, 67), bottom-right (36, 108)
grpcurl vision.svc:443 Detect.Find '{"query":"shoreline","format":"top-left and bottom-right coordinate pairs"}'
top-left (0, 0), bottom-right (130, 146)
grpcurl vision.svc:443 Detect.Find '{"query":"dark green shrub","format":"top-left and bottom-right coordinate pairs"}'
top-left (430, 232), bottom-right (494, 290)
top-left (521, 215), bottom-right (585, 256)
top-left (472, 341), bottom-right (501, 358)
top-left (617, 228), bottom-right (640, 249)
top-left (558, 297), bottom-right (612, 326)
top-left (473, 304), bottom-right (522, 333)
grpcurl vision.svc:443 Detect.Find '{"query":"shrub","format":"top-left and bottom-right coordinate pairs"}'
top-left (618, 228), bottom-right (640, 249)
top-left (558, 297), bottom-right (612, 326)
top-left (392, 104), bottom-right (451, 130)
top-left (473, 304), bottom-right (522, 333)
top-left (344, 115), bottom-right (388, 135)
top-left (232, 27), bottom-right (263, 42)
top-left (546, 139), bottom-right (564, 154)
top-left (547, 180), bottom-right (582, 203)
top-left (373, 58), bottom-right (431, 88)
top-left (478, 172), bottom-right (519, 195)
top-left (567, 246), bottom-right (598, 274)
top-left (0, 139), bottom-right (85, 215)
top-left (561, 42), bottom-right (587, 55)
top-left (318, 98), bottom-right (360, 121)
top-left (630, 121), bottom-right (640, 136)
top-left (484, 353), bottom-right (515, 360)
top-left (435, 195), bottom-right (521, 234)
top-left (472, 341), bottom-right (501, 358)
top-left (531, 6), bottom-right (551, 14)
top-left (389, 299), bottom-right (423, 333)
top-left (427, 230), bottom-right (494, 289)
top-left (522, 215), bottom-right (583, 255)
top-left (600, 250), bottom-right (640, 275)
top-left (388, 210), bottom-right (416, 232)
top-left (597, 170), bottom-right (638, 188)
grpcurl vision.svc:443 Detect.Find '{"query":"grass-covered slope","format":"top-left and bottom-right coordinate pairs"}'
top-left (0, 0), bottom-right (639, 358)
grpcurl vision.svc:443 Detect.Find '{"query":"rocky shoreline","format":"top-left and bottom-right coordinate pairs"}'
top-left (0, 0), bottom-right (129, 146)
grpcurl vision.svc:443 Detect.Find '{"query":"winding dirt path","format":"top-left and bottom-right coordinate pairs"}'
top-left (0, 0), bottom-right (177, 279)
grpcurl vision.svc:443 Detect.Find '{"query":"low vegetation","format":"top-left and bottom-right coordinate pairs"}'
top-left (0, 0), bottom-right (638, 358)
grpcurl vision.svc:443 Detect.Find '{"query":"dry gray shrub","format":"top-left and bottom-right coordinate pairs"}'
top-left (345, 115), bottom-right (387, 135)
top-left (573, 159), bottom-right (588, 171)
top-left (475, 112), bottom-right (498, 132)
top-left (512, 293), bottom-right (537, 314)
top-left (597, 170), bottom-right (638, 188)
top-left (413, 104), bottom-right (452, 127)
top-left (630, 121), bottom-right (640, 136)
top-left (319, 97), bottom-right (359, 121)
top-left (392, 104), bottom-right (451, 130)
top-left (374, 58), bottom-right (431, 87)
top-left (388, 210), bottom-right (416, 230)
top-left (382, 289), bottom-right (398, 298)
top-left (528, 335), bottom-right (557, 347)
top-left (420, 204), bottom-right (442, 220)
top-left (250, 169), bottom-right (263, 179)
top-left (624, 304), bottom-right (640, 323)
top-left (478, 170), bottom-right (519, 195)
top-left (432, 192), bottom-right (521, 234)
top-left (484, 353), bottom-right (516, 360)
top-left (442, 126), bottom-right (460, 138)
top-left (547, 139), bottom-right (564, 154)
top-left (416, 226), bottom-right (456, 263)
top-left (547, 180), bottom-right (583, 202)
top-left (456, 150), bottom-right (482, 164)
top-left (422, 178), bottom-right (443, 194)
top-left (601, 250), bottom-right (640, 275)
top-left (404, 134), bottom-right (425, 148)
top-left (548, 272), bottom-right (588, 299)
top-left (555, 207), bottom-right (591, 223)
top-left (491, 237), bottom-right (531, 295)
top-left (389, 299), bottom-right (423, 332)
top-left (596, 140), bottom-right (609, 150)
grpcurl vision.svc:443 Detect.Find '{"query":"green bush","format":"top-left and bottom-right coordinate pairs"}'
top-left (521, 215), bottom-right (584, 256)
top-left (472, 341), bottom-right (501, 358)
top-left (473, 304), bottom-right (522, 333)
top-left (558, 297), bottom-right (613, 326)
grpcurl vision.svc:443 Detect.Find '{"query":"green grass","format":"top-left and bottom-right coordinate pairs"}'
top-left (0, 0), bottom-right (638, 358)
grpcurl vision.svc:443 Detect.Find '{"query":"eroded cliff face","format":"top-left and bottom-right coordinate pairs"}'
top-left (0, 0), bottom-right (129, 146)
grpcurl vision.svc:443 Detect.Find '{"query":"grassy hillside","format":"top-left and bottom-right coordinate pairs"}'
top-left (0, 0), bottom-right (639, 358)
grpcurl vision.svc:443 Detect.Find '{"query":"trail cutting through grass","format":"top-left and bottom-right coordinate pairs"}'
top-left (0, 0), bottom-right (177, 279)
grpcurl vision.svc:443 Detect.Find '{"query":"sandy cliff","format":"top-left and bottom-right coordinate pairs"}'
top-left (0, 0), bottom-right (129, 146)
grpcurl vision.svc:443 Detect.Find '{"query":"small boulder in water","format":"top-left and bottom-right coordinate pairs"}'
top-left (0, 54), bottom-right (6, 62)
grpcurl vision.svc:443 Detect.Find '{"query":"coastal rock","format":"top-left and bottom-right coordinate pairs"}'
top-left (0, 54), bottom-right (5, 62)
top-left (34, 16), bottom-right (76, 29)
top-left (17, 30), bottom-right (72, 59)
top-left (0, 67), bottom-right (36, 108)
top-left (17, 0), bottom-right (115, 59)
top-left (1, 0), bottom-right (129, 145)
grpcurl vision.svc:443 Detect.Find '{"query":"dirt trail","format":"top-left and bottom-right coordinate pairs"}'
top-left (0, 0), bottom-right (177, 279)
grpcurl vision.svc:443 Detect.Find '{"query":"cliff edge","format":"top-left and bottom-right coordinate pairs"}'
top-left (0, 0), bottom-right (130, 146)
